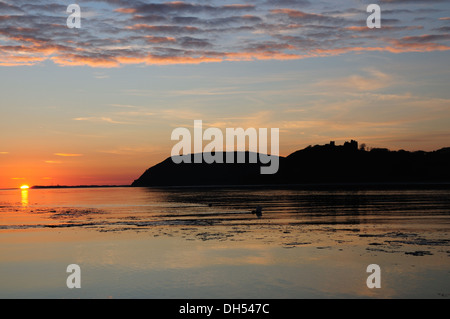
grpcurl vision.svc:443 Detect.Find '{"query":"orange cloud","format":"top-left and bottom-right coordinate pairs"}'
top-left (387, 41), bottom-right (450, 53)
top-left (51, 54), bottom-right (120, 68)
top-left (224, 51), bottom-right (303, 62)
top-left (114, 8), bottom-right (137, 14)
top-left (0, 54), bottom-right (47, 66)
top-left (143, 54), bottom-right (223, 65)
top-left (311, 42), bottom-right (450, 58)
top-left (271, 9), bottom-right (311, 18)
top-left (54, 153), bottom-right (83, 157)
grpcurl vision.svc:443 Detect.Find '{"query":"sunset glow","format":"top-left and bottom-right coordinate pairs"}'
top-left (0, 1), bottom-right (449, 188)
top-left (2, 0), bottom-right (450, 303)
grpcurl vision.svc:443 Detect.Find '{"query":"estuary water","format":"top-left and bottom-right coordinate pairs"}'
top-left (1, 185), bottom-right (449, 298)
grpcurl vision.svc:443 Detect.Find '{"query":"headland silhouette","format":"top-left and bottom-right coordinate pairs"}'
top-left (131, 140), bottom-right (450, 187)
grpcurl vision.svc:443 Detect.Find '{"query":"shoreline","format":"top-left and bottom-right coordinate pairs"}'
top-left (1, 181), bottom-right (449, 191)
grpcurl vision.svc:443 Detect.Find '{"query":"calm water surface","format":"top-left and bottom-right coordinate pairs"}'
top-left (1, 186), bottom-right (449, 298)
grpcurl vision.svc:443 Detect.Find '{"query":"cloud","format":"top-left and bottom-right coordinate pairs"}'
top-left (125, 24), bottom-right (201, 34)
top-left (270, 8), bottom-right (346, 25)
top-left (73, 116), bottom-right (130, 124)
top-left (312, 69), bottom-right (393, 92)
top-left (54, 153), bottom-right (83, 157)
top-left (0, 2), bottom-right (23, 14)
top-left (434, 26), bottom-right (450, 33)
top-left (45, 160), bottom-right (62, 164)
top-left (115, 8), bottom-right (136, 14)
top-left (1, 0), bottom-right (449, 67)
top-left (99, 146), bottom-right (164, 155)
top-left (117, 2), bottom-right (255, 16)
top-left (108, 103), bottom-right (139, 108)
top-left (93, 72), bottom-right (109, 79)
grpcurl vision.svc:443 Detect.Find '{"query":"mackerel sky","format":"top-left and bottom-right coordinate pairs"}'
top-left (1, 0), bottom-right (450, 187)
top-left (1, 0), bottom-right (450, 66)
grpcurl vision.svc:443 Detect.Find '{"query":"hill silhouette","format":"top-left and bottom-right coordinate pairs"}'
top-left (132, 151), bottom-right (283, 186)
top-left (131, 141), bottom-right (450, 187)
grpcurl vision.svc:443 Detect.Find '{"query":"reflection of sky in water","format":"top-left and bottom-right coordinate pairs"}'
top-left (2, 232), bottom-right (449, 299)
top-left (1, 187), bottom-right (450, 298)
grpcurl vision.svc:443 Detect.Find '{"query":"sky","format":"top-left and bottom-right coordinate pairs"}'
top-left (1, 0), bottom-right (450, 188)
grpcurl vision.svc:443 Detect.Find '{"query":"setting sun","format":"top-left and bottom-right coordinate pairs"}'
top-left (20, 185), bottom-right (30, 190)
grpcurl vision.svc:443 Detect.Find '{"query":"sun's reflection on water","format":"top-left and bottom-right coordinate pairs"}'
top-left (21, 189), bottom-right (29, 207)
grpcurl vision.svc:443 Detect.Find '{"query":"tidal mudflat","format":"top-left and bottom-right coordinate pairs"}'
top-left (1, 186), bottom-right (449, 298)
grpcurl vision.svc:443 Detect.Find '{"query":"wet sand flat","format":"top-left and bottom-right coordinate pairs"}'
top-left (1, 186), bottom-right (450, 298)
